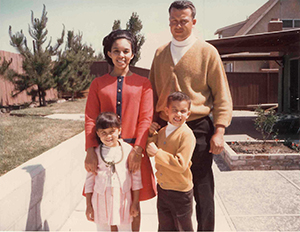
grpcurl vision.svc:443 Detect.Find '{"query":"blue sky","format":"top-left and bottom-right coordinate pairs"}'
top-left (0, 0), bottom-right (268, 68)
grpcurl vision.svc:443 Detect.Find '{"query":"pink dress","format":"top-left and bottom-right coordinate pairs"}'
top-left (85, 140), bottom-right (142, 226)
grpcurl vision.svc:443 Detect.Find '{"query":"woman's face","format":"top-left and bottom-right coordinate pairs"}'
top-left (108, 38), bottom-right (134, 70)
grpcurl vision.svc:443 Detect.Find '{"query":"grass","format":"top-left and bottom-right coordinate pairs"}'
top-left (0, 99), bottom-right (86, 176)
top-left (9, 98), bottom-right (87, 116)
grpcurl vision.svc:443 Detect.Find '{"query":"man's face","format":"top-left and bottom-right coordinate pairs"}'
top-left (169, 7), bottom-right (196, 41)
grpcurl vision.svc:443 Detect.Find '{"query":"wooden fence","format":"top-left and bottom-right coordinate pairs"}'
top-left (0, 51), bottom-right (57, 107)
top-left (1, 52), bottom-right (278, 109)
top-left (226, 72), bottom-right (278, 110)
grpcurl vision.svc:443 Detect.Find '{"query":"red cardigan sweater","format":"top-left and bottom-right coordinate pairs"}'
top-left (85, 73), bottom-right (153, 151)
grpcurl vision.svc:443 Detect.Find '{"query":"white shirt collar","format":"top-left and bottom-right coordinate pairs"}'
top-left (171, 33), bottom-right (197, 47)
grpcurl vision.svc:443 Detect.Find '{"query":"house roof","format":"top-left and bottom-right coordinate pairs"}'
top-left (214, 20), bottom-right (246, 35)
top-left (207, 28), bottom-right (300, 55)
top-left (214, 0), bottom-right (279, 36)
top-left (236, 0), bottom-right (279, 36)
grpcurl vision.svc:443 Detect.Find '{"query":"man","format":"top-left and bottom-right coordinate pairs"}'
top-left (149, 1), bottom-right (233, 231)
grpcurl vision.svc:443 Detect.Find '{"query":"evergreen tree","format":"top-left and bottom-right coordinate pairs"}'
top-left (112, 20), bottom-right (121, 30)
top-left (111, 13), bottom-right (145, 66)
top-left (4, 5), bottom-right (64, 106)
top-left (0, 57), bottom-right (12, 75)
top-left (52, 30), bottom-right (95, 101)
top-left (126, 12), bottom-right (145, 66)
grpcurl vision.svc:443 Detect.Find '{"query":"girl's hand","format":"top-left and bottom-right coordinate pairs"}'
top-left (128, 146), bottom-right (142, 173)
top-left (130, 201), bottom-right (140, 218)
top-left (146, 142), bottom-right (158, 157)
top-left (149, 122), bottom-right (161, 136)
top-left (86, 204), bottom-right (94, 221)
top-left (85, 147), bottom-right (98, 175)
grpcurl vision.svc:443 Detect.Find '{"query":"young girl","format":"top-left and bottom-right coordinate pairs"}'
top-left (85, 112), bottom-right (142, 231)
top-left (84, 29), bottom-right (156, 230)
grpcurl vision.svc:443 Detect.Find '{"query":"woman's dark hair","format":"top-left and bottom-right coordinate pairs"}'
top-left (167, 91), bottom-right (191, 109)
top-left (96, 112), bottom-right (121, 130)
top-left (169, 1), bottom-right (196, 19)
top-left (102, 29), bottom-right (137, 66)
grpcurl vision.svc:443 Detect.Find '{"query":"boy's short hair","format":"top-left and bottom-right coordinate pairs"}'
top-left (167, 91), bottom-right (191, 109)
top-left (96, 112), bottom-right (121, 130)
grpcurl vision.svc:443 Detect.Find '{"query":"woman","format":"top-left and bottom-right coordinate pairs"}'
top-left (84, 29), bottom-right (156, 231)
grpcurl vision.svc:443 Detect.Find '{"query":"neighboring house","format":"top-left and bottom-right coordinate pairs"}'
top-left (214, 0), bottom-right (300, 73)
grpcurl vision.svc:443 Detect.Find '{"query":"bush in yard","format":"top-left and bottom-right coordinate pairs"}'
top-left (254, 106), bottom-right (278, 143)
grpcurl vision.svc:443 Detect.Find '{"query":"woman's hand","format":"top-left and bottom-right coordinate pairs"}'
top-left (85, 147), bottom-right (98, 175)
top-left (146, 142), bottom-right (158, 157)
top-left (128, 146), bottom-right (143, 173)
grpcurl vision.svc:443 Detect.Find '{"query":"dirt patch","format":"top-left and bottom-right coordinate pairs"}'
top-left (229, 142), bottom-right (299, 154)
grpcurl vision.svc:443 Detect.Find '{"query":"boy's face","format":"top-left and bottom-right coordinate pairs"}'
top-left (165, 100), bottom-right (191, 127)
top-left (96, 127), bottom-right (121, 147)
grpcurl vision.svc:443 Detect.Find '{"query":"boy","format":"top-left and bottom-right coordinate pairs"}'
top-left (147, 91), bottom-right (196, 231)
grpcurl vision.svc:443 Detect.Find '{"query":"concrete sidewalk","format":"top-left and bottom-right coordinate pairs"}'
top-left (59, 160), bottom-right (234, 232)
top-left (60, 160), bottom-right (300, 232)
top-left (50, 113), bottom-right (300, 231)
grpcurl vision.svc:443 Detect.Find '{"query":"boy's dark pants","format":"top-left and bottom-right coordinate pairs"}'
top-left (157, 116), bottom-right (215, 231)
top-left (157, 184), bottom-right (194, 231)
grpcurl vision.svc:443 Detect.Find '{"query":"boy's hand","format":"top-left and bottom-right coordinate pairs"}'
top-left (85, 147), bottom-right (98, 175)
top-left (86, 204), bottom-right (94, 221)
top-left (146, 142), bottom-right (158, 157)
top-left (149, 122), bottom-right (161, 136)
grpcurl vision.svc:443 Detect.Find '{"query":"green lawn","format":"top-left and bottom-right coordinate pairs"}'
top-left (10, 98), bottom-right (87, 116)
top-left (0, 99), bottom-right (86, 176)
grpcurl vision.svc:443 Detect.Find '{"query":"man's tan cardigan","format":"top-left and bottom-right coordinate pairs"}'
top-left (149, 39), bottom-right (232, 127)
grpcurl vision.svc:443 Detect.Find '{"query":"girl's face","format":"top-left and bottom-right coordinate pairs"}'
top-left (108, 38), bottom-right (134, 71)
top-left (96, 127), bottom-right (121, 147)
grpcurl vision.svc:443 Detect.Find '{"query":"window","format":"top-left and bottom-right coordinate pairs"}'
top-left (282, 19), bottom-right (300, 28)
top-left (295, 20), bottom-right (300, 28)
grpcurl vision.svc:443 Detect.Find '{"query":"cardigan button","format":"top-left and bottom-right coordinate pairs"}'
top-left (118, 89), bottom-right (121, 92)
top-left (117, 101), bottom-right (121, 105)
top-left (118, 78), bottom-right (122, 82)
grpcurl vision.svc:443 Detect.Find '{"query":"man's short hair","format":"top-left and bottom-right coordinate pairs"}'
top-left (167, 91), bottom-right (192, 109)
top-left (169, 1), bottom-right (196, 19)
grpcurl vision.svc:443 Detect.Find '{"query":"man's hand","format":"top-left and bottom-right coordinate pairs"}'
top-left (149, 122), bottom-right (161, 137)
top-left (209, 125), bottom-right (225, 155)
top-left (128, 146), bottom-right (142, 173)
top-left (146, 142), bottom-right (158, 157)
top-left (85, 147), bottom-right (98, 175)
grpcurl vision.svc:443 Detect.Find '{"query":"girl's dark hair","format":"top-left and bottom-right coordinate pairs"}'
top-left (96, 112), bottom-right (121, 130)
top-left (169, 1), bottom-right (196, 19)
top-left (167, 91), bottom-right (191, 109)
top-left (102, 29), bottom-right (137, 66)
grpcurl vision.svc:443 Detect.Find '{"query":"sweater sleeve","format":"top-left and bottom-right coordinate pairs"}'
top-left (207, 46), bottom-right (233, 127)
top-left (131, 170), bottom-right (143, 191)
top-left (134, 79), bottom-right (153, 150)
top-left (149, 50), bottom-right (159, 121)
top-left (155, 131), bottom-right (196, 173)
top-left (84, 172), bottom-right (95, 194)
top-left (85, 79), bottom-right (100, 151)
